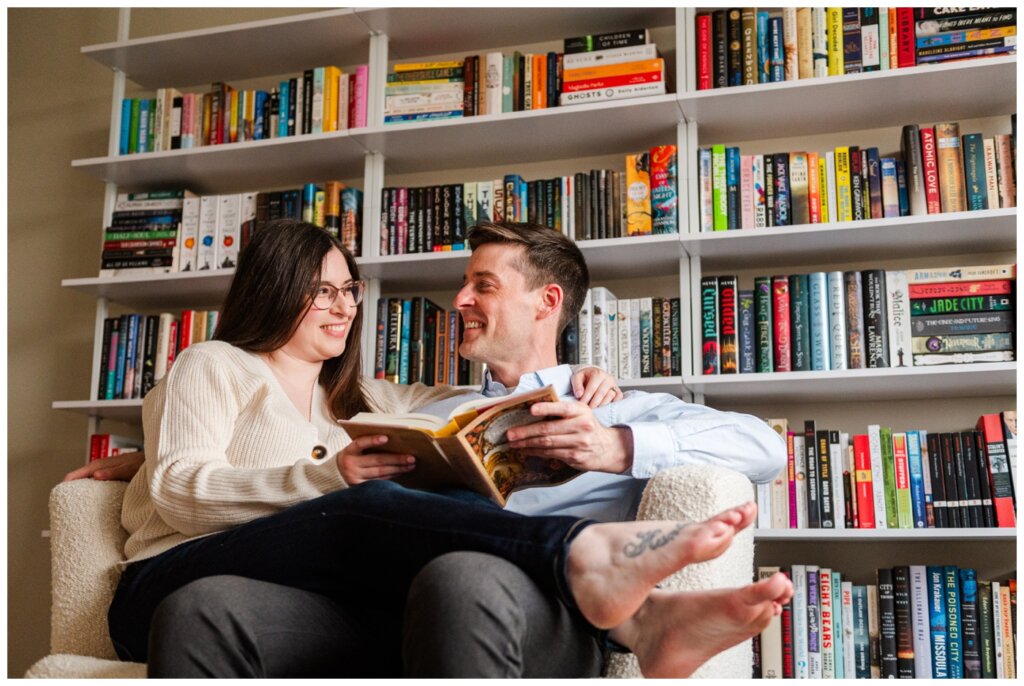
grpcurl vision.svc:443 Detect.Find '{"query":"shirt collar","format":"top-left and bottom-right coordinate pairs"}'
top-left (481, 364), bottom-right (574, 399)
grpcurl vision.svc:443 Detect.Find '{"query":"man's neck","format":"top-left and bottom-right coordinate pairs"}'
top-left (486, 354), bottom-right (559, 389)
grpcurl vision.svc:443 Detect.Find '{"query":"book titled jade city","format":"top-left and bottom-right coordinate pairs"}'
top-left (339, 385), bottom-right (581, 505)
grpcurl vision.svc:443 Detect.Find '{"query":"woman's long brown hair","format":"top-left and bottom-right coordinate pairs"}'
top-left (214, 219), bottom-right (369, 419)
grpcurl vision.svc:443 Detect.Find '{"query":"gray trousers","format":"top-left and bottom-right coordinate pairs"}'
top-left (148, 552), bottom-right (604, 678)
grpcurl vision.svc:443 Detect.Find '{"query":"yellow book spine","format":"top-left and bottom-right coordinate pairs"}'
top-left (626, 153), bottom-right (653, 235)
top-left (826, 8), bottom-right (844, 76)
top-left (313, 190), bottom-right (326, 228)
top-left (323, 66), bottom-right (339, 132)
top-left (394, 60), bottom-right (464, 72)
top-left (807, 151), bottom-right (821, 223)
top-left (563, 58), bottom-right (664, 82)
top-left (229, 89), bottom-right (239, 142)
top-left (835, 146), bottom-right (853, 222)
top-left (935, 122), bottom-right (967, 213)
top-left (818, 155), bottom-right (829, 224)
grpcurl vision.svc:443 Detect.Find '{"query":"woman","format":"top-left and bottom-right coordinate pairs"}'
top-left (108, 219), bottom-right (789, 677)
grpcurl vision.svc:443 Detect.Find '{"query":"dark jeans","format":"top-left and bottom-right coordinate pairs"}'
top-left (108, 480), bottom-right (590, 664)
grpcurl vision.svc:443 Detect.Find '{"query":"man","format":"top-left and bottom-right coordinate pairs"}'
top-left (69, 221), bottom-right (788, 677)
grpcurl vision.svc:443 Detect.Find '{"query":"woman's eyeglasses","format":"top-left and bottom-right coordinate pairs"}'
top-left (311, 280), bottom-right (365, 310)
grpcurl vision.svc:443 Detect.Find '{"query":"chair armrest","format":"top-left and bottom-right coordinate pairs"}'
top-left (606, 464), bottom-right (756, 679)
top-left (49, 479), bottom-right (129, 659)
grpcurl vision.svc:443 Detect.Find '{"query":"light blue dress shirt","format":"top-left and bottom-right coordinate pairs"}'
top-left (414, 365), bottom-right (786, 522)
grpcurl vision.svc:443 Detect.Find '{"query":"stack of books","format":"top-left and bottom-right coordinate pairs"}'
top-left (88, 434), bottom-right (142, 462)
top-left (695, 7), bottom-right (1017, 90)
top-left (754, 564), bottom-right (1017, 679)
top-left (101, 190), bottom-right (194, 276)
top-left (385, 61), bottom-right (464, 125)
top-left (560, 29), bottom-right (666, 105)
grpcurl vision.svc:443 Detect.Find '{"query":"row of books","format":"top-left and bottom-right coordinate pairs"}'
top-left (701, 263), bottom-right (1017, 374)
top-left (96, 309), bottom-right (217, 401)
top-left (698, 119), bottom-right (1017, 232)
top-left (697, 8), bottom-right (1017, 91)
top-left (384, 29), bottom-right (665, 125)
top-left (372, 297), bottom-right (484, 387)
top-left (753, 565), bottom-right (1017, 679)
top-left (118, 66), bottom-right (370, 155)
top-left (88, 433), bottom-right (142, 462)
top-left (101, 191), bottom-right (190, 274)
top-left (378, 145), bottom-right (678, 255)
top-left (757, 413), bottom-right (1017, 531)
top-left (558, 289), bottom-right (683, 380)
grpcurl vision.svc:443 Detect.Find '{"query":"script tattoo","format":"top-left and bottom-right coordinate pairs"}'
top-left (623, 523), bottom-right (686, 558)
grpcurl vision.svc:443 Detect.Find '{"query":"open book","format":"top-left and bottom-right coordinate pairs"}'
top-left (338, 385), bottom-right (581, 506)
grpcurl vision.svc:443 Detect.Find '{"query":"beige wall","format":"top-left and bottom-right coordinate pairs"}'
top-left (6, 8), bottom-right (312, 675)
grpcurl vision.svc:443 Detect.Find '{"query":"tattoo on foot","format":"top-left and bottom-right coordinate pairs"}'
top-left (623, 523), bottom-right (686, 558)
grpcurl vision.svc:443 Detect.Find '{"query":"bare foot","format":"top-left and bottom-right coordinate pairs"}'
top-left (613, 572), bottom-right (795, 678)
top-left (566, 501), bottom-right (756, 629)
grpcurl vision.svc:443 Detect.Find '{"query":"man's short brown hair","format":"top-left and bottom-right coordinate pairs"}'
top-left (467, 221), bottom-right (590, 332)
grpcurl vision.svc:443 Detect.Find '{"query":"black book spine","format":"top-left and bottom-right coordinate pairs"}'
top-left (789, 273), bottom-right (810, 372)
top-left (805, 419), bottom-right (821, 528)
top-left (97, 318), bottom-right (115, 400)
top-left (927, 432), bottom-right (949, 528)
top-left (817, 429), bottom-right (835, 528)
top-left (849, 145), bottom-right (864, 220)
top-left (763, 154), bottom-right (775, 227)
top-left (712, 10), bottom-right (728, 88)
top-left (432, 185), bottom-right (443, 250)
top-left (141, 315), bottom-right (159, 396)
top-left (773, 153), bottom-right (791, 226)
top-left (416, 187), bottom-right (428, 253)
top-left (589, 170), bottom-right (600, 240)
top-left (373, 297), bottom-right (387, 378)
top-left (971, 431), bottom-right (996, 527)
top-left (959, 568), bottom-right (981, 678)
top-left (951, 433), bottom-right (974, 526)
top-left (940, 433), bottom-right (962, 527)
top-left (961, 430), bottom-right (985, 527)
top-left (302, 69), bottom-right (314, 134)
top-left (877, 567), bottom-right (898, 678)
top-left (287, 77), bottom-right (298, 136)
top-left (893, 566), bottom-right (916, 677)
top-left (671, 297), bottom-right (682, 375)
top-left (978, 580), bottom-right (996, 678)
top-left (451, 183), bottom-right (464, 249)
top-left (861, 269), bottom-right (890, 368)
top-left (727, 8), bottom-right (742, 86)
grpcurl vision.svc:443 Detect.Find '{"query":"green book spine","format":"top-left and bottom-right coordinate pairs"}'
top-left (894, 432), bottom-right (914, 529)
top-left (712, 144), bottom-right (728, 230)
top-left (502, 55), bottom-right (515, 112)
top-left (881, 427), bottom-right (899, 528)
top-left (128, 98), bottom-right (141, 153)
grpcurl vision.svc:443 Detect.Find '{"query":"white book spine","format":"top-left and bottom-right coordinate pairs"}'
top-left (177, 195), bottom-right (201, 272)
top-left (842, 581), bottom-right (856, 678)
top-left (993, 582), bottom-right (1004, 678)
top-left (983, 137), bottom-right (1000, 209)
top-left (311, 67), bottom-right (324, 134)
top-left (196, 195), bottom-right (219, 271)
top-left (909, 565), bottom-right (933, 679)
top-left (783, 7), bottom-right (799, 80)
top-left (752, 154), bottom-right (767, 228)
top-left (617, 299), bottom-right (632, 381)
top-left (825, 151), bottom-right (838, 223)
top-left (886, 269), bottom-right (912, 368)
top-left (740, 154), bottom-right (754, 229)
top-left (485, 51), bottom-right (504, 114)
top-left (154, 312), bottom-right (174, 382)
top-left (831, 433), bottom-right (847, 529)
top-left (338, 72), bottom-right (350, 130)
top-left (812, 7), bottom-right (829, 77)
top-left (868, 424), bottom-right (888, 528)
top-left (561, 176), bottom-right (571, 237)
top-left (827, 271), bottom-right (848, 370)
top-left (628, 298), bottom-right (641, 379)
top-left (578, 290), bottom-right (593, 366)
top-left (832, 571), bottom-right (844, 678)
top-left (759, 566), bottom-right (784, 677)
top-left (792, 565), bottom-right (809, 679)
top-left (794, 434), bottom-right (808, 529)
top-left (771, 460), bottom-right (789, 529)
top-left (757, 481), bottom-right (773, 529)
top-left (215, 193), bottom-right (241, 269)
top-left (699, 148), bottom-right (714, 232)
top-left (558, 80), bottom-right (666, 105)
top-left (606, 297), bottom-right (618, 379)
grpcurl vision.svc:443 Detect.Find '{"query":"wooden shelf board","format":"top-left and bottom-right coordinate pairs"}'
top-left (682, 209), bottom-right (1017, 270)
top-left (680, 56), bottom-right (1017, 142)
top-left (686, 363), bottom-right (1017, 403)
top-left (53, 400), bottom-right (143, 422)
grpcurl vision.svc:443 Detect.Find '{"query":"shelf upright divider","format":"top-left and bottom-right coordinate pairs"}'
top-left (367, 32), bottom-right (389, 129)
top-left (681, 7), bottom-right (696, 94)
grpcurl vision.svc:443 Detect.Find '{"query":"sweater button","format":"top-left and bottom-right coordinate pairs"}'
top-left (311, 445), bottom-right (327, 460)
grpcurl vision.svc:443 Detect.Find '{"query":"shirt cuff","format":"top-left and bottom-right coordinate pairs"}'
top-left (622, 422), bottom-right (678, 479)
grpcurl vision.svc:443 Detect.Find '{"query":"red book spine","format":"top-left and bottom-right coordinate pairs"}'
top-left (781, 569), bottom-right (795, 678)
top-left (697, 13), bottom-right (713, 90)
top-left (772, 275), bottom-right (791, 372)
top-left (919, 127), bottom-right (943, 214)
top-left (788, 431), bottom-right (798, 529)
top-left (178, 310), bottom-right (194, 352)
top-left (89, 434), bottom-right (104, 462)
top-left (908, 279), bottom-right (1012, 298)
top-left (895, 8), bottom-right (916, 68)
top-left (976, 414), bottom-right (1017, 527)
top-left (166, 320), bottom-right (179, 373)
top-left (853, 434), bottom-right (876, 528)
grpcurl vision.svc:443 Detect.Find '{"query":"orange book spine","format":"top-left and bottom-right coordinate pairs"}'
top-left (563, 58), bottom-right (664, 82)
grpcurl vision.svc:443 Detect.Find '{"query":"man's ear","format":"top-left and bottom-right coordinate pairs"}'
top-left (538, 283), bottom-right (564, 321)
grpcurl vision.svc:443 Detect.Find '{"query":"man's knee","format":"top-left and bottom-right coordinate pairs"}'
top-left (408, 552), bottom-right (527, 627)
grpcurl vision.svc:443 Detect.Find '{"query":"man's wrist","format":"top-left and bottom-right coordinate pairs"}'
top-left (614, 427), bottom-right (634, 473)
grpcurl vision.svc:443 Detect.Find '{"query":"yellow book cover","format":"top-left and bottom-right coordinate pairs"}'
top-left (563, 58), bottom-right (664, 83)
top-left (934, 122), bottom-right (967, 213)
top-left (834, 146), bottom-right (853, 222)
top-left (807, 151), bottom-right (821, 223)
top-left (229, 89), bottom-right (239, 143)
top-left (888, 8), bottom-right (899, 69)
top-left (339, 385), bottom-right (581, 506)
top-left (797, 8), bottom-right (813, 79)
top-left (245, 89), bottom-right (255, 140)
top-left (394, 60), bottom-right (464, 72)
top-left (323, 66), bottom-right (341, 132)
top-left (192, 310), bottom-right (209, 344)
top-left (818, 155), bottom-right (829, 223)
top-left (826, 8), bottom-right (844, 76)
top-left (313, 189), bottom-right (326, 228)
top-left (625, 152), bottom-right (653, 235)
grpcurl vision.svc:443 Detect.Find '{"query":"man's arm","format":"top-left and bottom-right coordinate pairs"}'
top-left (505, 392), bottom-right (786, 483)
top-left (63, 451), bottom-right (145, 482)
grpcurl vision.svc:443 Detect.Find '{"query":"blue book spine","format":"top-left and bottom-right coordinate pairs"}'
top-left (122, 314), bottom-right (140, 400)
top-left (105, 323), bottom-right (119, 400)
top-left (881, 157), bottom-right (900, 217)
top-left (278, 81), bottom-right (289, 138)
top-left (384, 110), bottom-right (463, 123)
top-left (769, 17), bottom-right (786, 82)
top-left (959, 568), bottom-right (981, 678)
top-left (945, 566), bottom-right (963, 678)
top-left (738, 289), bottom-right (755, 373)
top-left (398, 298), bottom-right (412, 385)
top-left (757, 11), bottom-right (770, 83)
top-left (302, 183), bottom-right (317, 223)
top-left (808, 272), bottom-right (830, 371)
top-left (928, 566), bottom-right (949, 678)
top-left (852, 585), bottom-right (871, 678)
top-left (119, 99), bottom-right (132, 155)
top-left (726, 146), bottom-right (740, 229)
top-left (113, 315), bottom-right (130, 399)
top-left (253, 91), bottom-right (266, 140)
top-left (137, 99), bottom-right (150, 153)
top-left (832, 571), bottom-right (844, 679)
top-left (961, 132), bottom-right (989, 210)
top-left (906, 430), bottom-right (927, 528)
top-left (895, 159), bottom-right (910, 216)
top-left (789, 273), bottom-right (811, 372)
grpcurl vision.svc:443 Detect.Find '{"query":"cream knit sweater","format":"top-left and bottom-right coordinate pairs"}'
top-left (120, 340), bottom-right (465, 564)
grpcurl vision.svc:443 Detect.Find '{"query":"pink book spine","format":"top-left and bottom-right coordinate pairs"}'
top-left (396, 187), bottom-right (408, 255)
top-left (740, 155), bottom-right (755, 229)
top-left (788, 430), bottom-right (798, 528)
top-left (353, 65), bottom-right (369, 128)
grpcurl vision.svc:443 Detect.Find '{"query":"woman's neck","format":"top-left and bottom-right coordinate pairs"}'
top-left (261, 350), bottom-right (323, 420)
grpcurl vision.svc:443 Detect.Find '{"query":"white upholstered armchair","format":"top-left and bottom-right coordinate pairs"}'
top-left (27, 465), bottom-right (755, 678)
